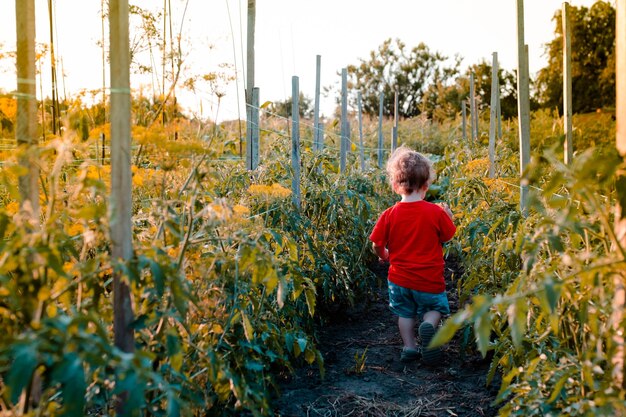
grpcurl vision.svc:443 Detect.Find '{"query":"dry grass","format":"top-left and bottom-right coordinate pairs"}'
top-left (305, 392), bottom-right (454, 417)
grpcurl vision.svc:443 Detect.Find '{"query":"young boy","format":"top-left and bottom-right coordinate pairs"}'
top-left (370, 146), bottom-right (456, 365)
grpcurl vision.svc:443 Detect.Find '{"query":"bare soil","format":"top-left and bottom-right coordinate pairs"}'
top-left (273, 256), bottom-right (500, 417)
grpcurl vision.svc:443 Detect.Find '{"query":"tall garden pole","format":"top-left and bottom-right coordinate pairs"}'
top-left (340, 68), bottom-right (348, 173)
top-left (516, 0), bottom-right (532, 215)
top-left (612, 0), bottom-right (626, 390)
top-left (250, 87), bottom-right (259, 169)
top-left (245, 0), bottom-right (256, 166)
top-left (378, 92), bottom-right (384, 167)
top-left (313, 54), bottom-right (321, 151)
top-left (358, 92), bottom-right (365, 171)
top-left (291, 76), bottom-right (301, 208)
top-left (392, 89), bottom-right (398, 151)
top-left (470, 73), bottom-right (477, 144)
top-left (109, 3), bottom-right (135, 409)
top-left (563, 2), bottom-right (573, 165)
top-left (488, 52), bottom-right (499, 178)
top-left (461, 101), bottom-right (467, 143)
top-left (15, 0), bottom-right (39, 218)
top-left (47, 0), bottom-right (60, 135)
top-left (496, 81), bottom-right (502, 139)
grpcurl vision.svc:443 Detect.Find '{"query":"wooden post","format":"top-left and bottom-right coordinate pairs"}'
top-left (612, 0), bottom-right (626, 390)
top-left (489, 52), bottom-right (499, 178)
top-left (109, 0), bottom-right (134, 377)
top-left (318, 122), bottom-right (324, 150)
top-left (245, 0), bottom-right (256, 167)
top-left (470, 73), bottom-right (477, 144)
top-left (358, 92), bottom-right (365, 171)
top-left (516, 0), bottom-right (532, 215)
top-left (313, 55), bottom-right (321, 151)
top-left (101, 132), bottom-right (106, 163)
top-left (291, 76), bottom-right (301, 208)
top-left (250, 87), bottom-right (260, 169)
top-left (461, 101), bottom-right (467, 142)
top-left (563, 2), bottom-right (573, 164)
top-left (392, 89), bottom-right (398, 151)
top-left (378, 91), bottom-right (384, 168)
top-left (496, 82), bottom-right (502, 139)
top-left (316, 122), bottom-right (324, 174)
top-left (246, 1), bottom-right (255, 104)
top-left (47, 0), bottom-right (60, 135)
top-left (15, 0), bottom-right (39, 218)
top-left (340, 68), bottom-right (348, 173)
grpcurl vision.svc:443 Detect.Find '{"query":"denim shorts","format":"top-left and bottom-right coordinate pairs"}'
top-left (388, 281), bottom-right (450, 319)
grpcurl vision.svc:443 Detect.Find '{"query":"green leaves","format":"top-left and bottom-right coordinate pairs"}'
top-left (51, 352), bottom-right (86, 416)
top-left (7, 341), bottom-right (39, 403)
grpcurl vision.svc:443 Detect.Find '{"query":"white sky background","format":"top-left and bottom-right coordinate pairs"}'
top-left (0, 0), bottom-right (600, 123)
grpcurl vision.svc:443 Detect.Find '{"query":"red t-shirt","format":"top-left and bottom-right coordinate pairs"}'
top-left (369, 201), bottom-right (456, 293)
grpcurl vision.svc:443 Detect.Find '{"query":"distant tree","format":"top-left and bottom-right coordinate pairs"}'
top-left (535, 1), bottom-right (616, 113)
top-left (343, 38), bottom-right (460, 118)
top-left (264, 93), bottom-right (313, 119)
top-left (419, 60), bottom-right (518, 121)
top-left (467, 61), bottom-right (518, 119)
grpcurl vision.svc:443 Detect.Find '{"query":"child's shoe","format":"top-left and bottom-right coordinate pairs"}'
top-left (419, 322), bottom-right (442, 365)
top-left (400, 347), bottom-right (420, 363)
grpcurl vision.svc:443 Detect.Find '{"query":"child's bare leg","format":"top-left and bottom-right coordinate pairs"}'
top-left (422, 310), bottom-right (442, 328)
top-left (398, 317), bottom-right (417, 349)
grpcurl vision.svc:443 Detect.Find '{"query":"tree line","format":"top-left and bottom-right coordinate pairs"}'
top-left (269, 1), bottom-right (615, 122)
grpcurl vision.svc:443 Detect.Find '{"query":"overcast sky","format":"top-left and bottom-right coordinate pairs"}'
top-left (0, 0), bottom-right (600, 121)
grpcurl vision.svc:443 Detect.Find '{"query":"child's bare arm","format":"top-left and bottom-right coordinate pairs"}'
top-left (437, 202), bottom-right (454, 220)
top-left (373, 243), bottom-right (389, 261)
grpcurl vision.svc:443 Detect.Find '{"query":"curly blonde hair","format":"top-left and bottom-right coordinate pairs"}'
top-left (386, 146), bottom-right (435, 194)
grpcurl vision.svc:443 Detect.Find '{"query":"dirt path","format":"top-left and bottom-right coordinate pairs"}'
top-left (273, 257), bottom-right (499, 417)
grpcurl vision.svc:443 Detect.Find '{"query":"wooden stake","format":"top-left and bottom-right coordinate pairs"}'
top-left (462, 101), bottom-right (467, 143)
top-left (340, 68), bottom-right (348, 173)
top-left (358, 92), bottom-right (365, 171)
top-left (489, 52), bottom-right (499, 178)
top-left (109, 0), bottom-right (135, 380)
top-left (15, 0), bottom-right (39, 218)
top-left (47, 0), bottom-right (60, 135)
top-left (563, 2), bottom-right (573, 164)
top-left (470, 73), bottom-right (477, 144)
top-left (612, 0), bottom-right (626, 390)
top-left (291, 76), bottom-right (301, 208)
top-left (516, 0), bottom-right (532, 215)
top-left (378, 91), bottom-right (384, 167)
top-left (245, 0), bottom-right (256, 165)
top-left (313, 55), bottom-right (321, 151)
top-left (250, 87), bottom-right (259, 169)
top-left (392, 89), bottom-right (398, 151)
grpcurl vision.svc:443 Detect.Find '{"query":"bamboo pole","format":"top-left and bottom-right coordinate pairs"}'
top-left (378, 91), bottom-right (384, 167)
top-left (358, 92), bottom-right (365, 171)
top-left (516, 0), bottom-right (532, 215)
top-left (313, 55), bottom-right (321, 151)
top-left (291, 76), bottom-right (301, 208)
top-left (563, 2), bottom-right (573, 164)
top-left (612, 0), bottom-right (626, 390)
top-left (109, 0), bottom-right (135, 398)
top-left (488, 52), bottom-right (499, 178)
top-left (340, 68), bottom-right (348, 173)
top-left (15, 0), bottom-right (39, 218)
